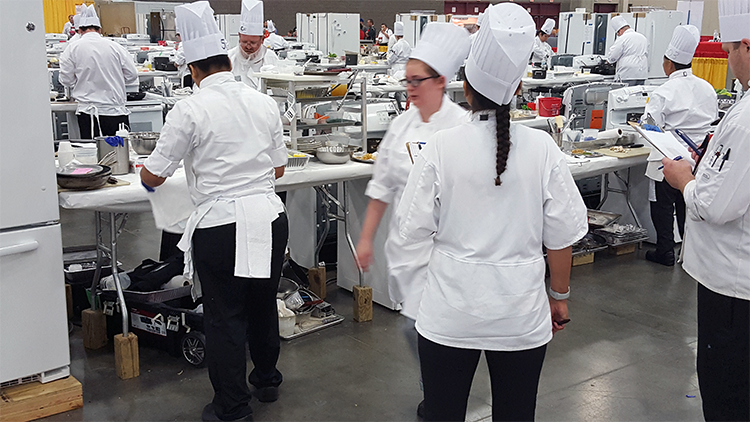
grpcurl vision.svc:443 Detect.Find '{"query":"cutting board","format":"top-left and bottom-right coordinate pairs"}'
top-left (592, 146), bottom-right (651, 159)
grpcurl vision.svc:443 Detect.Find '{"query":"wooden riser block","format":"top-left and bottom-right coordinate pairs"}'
top-left (114, 333), bottom-right (140, 380)
top-left (572, 253), bottom-right (594, 266)
top-left (353, 285), bottom-right (373, 323)
top-left (0, 376), bottom-right (83, 422)
top-left (609, 244), bottom-right (637, 255)
top-left (308, 267), bottom-right (327, 300)
top-left (81, 308), bottom-right (108, 350)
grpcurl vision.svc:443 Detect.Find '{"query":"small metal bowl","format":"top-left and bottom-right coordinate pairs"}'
top-left (130, 132), bottom-right (160, 155)
top-left (316, 145), bottom-right (350, 164)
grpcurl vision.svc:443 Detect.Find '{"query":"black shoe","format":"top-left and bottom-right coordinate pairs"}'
top-left (645, 250), bottom-right (675, 266)
top-left (417, 400), bottom-right (425, 419)
top-left (202, 403), bottom-right (254, 422)
top-left (253, 386), bottom-right (279, 403)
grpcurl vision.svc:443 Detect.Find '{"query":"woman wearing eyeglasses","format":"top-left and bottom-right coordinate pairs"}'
top-left (395, 4), bottom-right (587, 421)
top-left (355, 22), bottom-right (471, 416)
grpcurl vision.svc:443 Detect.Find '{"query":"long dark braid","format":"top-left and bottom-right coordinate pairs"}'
top-left (464, 80), bottom-right (511, 186)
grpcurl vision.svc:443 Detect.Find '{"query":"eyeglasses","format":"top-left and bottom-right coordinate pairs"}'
top-left (400, 75), bottom-right (440, 87)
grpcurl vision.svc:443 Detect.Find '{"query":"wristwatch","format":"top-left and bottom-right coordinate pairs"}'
top-left (548, 286), bottom-right (570, 300)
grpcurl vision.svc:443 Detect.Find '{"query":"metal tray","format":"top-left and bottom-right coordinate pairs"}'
top-left (122, 285), bottom-right (193, 303)
top-left (280, 314), bottom-right (344, 340)
top-left (587, 210), bottom-right (621, 228)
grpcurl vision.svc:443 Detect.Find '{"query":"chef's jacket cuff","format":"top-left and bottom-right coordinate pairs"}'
top-left (683, 179), bottom-right (702, 221)
top-left (270, 145), bottom-right (288, 168)
top-left (364, 181), bottom-right (393, 204)
top-left (143, 150), bottom-right (180, 178)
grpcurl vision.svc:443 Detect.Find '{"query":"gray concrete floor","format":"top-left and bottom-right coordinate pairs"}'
top-left (46, 208), bottom-right (704, 421)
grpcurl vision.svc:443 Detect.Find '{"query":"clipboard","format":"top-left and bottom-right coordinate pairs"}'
top-left (406, 141), bottom-right (426, 164)
top-left (628, 122), bottom-right (690, 160)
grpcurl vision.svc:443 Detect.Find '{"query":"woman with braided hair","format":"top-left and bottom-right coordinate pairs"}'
top-left (395, 3), bottom-right (588, 421)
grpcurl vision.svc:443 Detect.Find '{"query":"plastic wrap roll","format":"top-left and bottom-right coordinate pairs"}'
top-left (596, 128), bottom-right (623, 140)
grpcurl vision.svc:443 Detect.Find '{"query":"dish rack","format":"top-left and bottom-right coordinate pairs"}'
top-left (286, 149), bottom-right (311, 171)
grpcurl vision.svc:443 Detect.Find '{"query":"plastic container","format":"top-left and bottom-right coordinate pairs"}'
top-left (74, 145), bottom-right (98, 164)
top-left (58, 141), bottom-right (74, 167)
top-left (538, 97), bottom-right (562, 117)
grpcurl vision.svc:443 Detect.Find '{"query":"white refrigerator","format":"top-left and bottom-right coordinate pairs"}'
top-left (0, 0), bottom-right (70, 385)
top-left (634, 10), bottom-right (684, 78)
top-left (296, 13), bottom-right (359, 56)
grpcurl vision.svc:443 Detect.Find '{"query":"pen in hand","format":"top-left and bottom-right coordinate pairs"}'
top-left (658, 155), bottom-right (682, 170)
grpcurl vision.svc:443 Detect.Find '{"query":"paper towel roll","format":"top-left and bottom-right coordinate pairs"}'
top-left (596, 128), bottom-right (623, 140)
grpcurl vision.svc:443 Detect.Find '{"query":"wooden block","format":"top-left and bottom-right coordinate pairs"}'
top-left (572, 252), bottom-right (594, 266)
top-left (0, 376), bottom-right (83, 422)
top-left (81, 308), bottom-right (108, 350)
top-left (114, 333), bottom-right (140, 380)
top-left (65, 284), bottom-right (73, 321)
top-left (352, 285), bottom-right (373, 323)
top-left (609, 243), bottom-right (637, 255)
top-left (308, 267), bottom-right (326, 300)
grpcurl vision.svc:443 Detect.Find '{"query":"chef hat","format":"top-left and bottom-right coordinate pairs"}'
top-left (411, 23), bottom-right (471, 78)
top-left (719, 0), bottom-right (750, 42)
top-left (465, 2), bottom-right (535, 106)
top-left (266, 20), bottom-right (276, 33)
top-left (175, 1), bottom-right (228, 64)
top-left (394, 21), bottom-right (404, 36)
top-left (79, 4), bottom-right (100, 28)
top-left (610, 16), bottom-right (629, 33)
top-left (664, 25), bottom-right (700, 65)
top-left (73, 14), bottom-right (81, 29)
top-left (541, 18), bottom-right (555, 35)
top-left (239, 0), bottom-right (264, 36)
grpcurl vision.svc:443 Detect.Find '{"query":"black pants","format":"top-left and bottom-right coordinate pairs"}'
top-left (77, 113), bottom-right (129, 139)
top-left (697, 283), bottom-right (750, 421)
top-left (193, 213), bottom-right (289, 420)
top-left (650, 179), bottom-right (686, 255)
top-left (418, 334), bottom-right (547, 421)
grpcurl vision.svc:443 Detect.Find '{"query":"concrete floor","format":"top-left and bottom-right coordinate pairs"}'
top-left (46, 208), bottom-right (705, 421)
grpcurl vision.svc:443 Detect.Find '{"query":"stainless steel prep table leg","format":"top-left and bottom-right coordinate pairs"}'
top-left (89, 211), bottom-right (129, 336)
top-left (597, 168), bottom-right (642, 228)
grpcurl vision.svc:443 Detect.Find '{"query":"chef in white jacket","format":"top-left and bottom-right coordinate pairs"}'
top-left (67, 14), bottom-right (82, 43)
top-left (356, 22), bottom-right (470, 416)
top-left (661, 1), bottom-right (750, 420)
top-left (263, 20), bottom-right (289, 50)
top-left (59, 5), bottom-right (137, 138)
top-left (387, 22), bottom-right (411, 75)
top-left (396, 3), bottom-right (587, 420)
top-left (641, 25), bottom-right (718, 266)
top-left (63, 15), bottom-right (74, 38)
top-left (531, 18), bottom-right (555, 67)
top-left (140, 2), bottom-right (288, 421)
top-left (227, 0), bottom-right (279, 91)
top-left (606, 16), bottom-right (649, 85)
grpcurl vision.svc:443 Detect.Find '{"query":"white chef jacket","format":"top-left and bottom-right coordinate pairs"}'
top-left (376, 29), bottom-right (393, 45)
top-left (642, 69), bottom-right (718, 182)
top-left (606, 28), bottom-right (649, 82)
top-left (387, 38), bottom-right (411, 73)
top-left (144, 71), bottom-right (287, 295)
top-left (396, 114), bottom-right (588, 351)
top-left (531, 36), bottom-right (554, 67)
top-left (263, 33), bottom-right (289, 50)
top-left (59, 32), bottom-right (138, 116)
top-left (387, 34), bottom-right (397, 52)
top-left (681, 94), bottom-right (750, 301)
top-left (63, 22), bottom-right (73, 37)
top-left (228, 46), bottom-right (279, 91)
top-left (174, 42), bottom-right (189, 81)
top-left (68, 33), bottom-right (81, 43)
top-left (365, 96), bottom-right (468, 319)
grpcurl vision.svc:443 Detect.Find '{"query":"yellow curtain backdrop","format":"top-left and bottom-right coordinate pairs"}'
top-left (43, 0), bottom-right (87, 34)
top-left (692, 57), bottom-right (728, 90)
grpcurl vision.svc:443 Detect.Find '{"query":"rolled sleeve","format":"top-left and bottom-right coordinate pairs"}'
top-left (59, 48), bottom-right (76, 88)
top-left (144, 103), bottom-right (194, 178)
top-left (542, 157), bottom-right (589, 249)
top-left (267, 102), bottom-right (288, 167)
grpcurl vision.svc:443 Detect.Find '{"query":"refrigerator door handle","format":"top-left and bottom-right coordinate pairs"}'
top-left (0, 240), bottom-right (39, 257)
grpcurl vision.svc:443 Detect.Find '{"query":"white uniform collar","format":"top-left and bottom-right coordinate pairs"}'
top-left (81, 31), bottom-right (101, 39)
top-left (622, 28), bottom-right (635, 35)
top-left (198, 71), bottom-right (236, 89)
top-left (417, 94), bottom-right (457, 124)
top-left (669, 68), bottom-right (694, 80)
